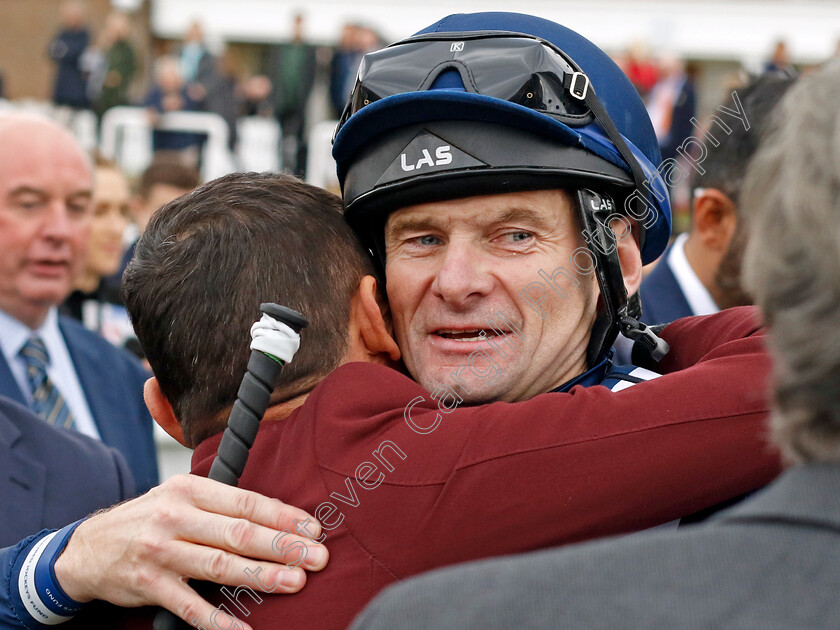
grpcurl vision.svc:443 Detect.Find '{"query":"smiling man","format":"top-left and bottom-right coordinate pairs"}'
top-left (120, 12), bottom-right (775, 628)
top-left (384, 189), bottom-right (629, 403)
top-left (333, 12), bottom-right (671, 403)
top-left (110, 171), bottom-right (775, 630)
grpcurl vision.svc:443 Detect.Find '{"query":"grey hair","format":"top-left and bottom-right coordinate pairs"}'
top-left (742, 58), bottom-right (840, 464)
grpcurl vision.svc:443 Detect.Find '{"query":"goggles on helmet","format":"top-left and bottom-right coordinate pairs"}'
top-left (335, 31), bottom-right (598, 137)
top-left (334, 31), bottom-right (651, 236)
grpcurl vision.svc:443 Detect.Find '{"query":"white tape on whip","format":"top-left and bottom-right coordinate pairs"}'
top-left (250, 313), bottom-right (301, 363)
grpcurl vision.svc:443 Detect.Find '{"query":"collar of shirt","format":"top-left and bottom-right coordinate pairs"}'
top-left (0, 307), bottom-right (99, 438)
top-left (0, 307), bottom-right (59, 367)
top-left (666, 232), bottom-right (720, 317)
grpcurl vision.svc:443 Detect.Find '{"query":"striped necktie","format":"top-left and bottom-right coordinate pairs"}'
top-left (18, 336), bottom-right (76, 430)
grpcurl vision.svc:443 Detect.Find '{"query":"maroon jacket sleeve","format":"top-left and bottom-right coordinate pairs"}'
top-left (655, 305), bottom-right (765, 373)
top-left (313, 306), bottom-right (781, 578)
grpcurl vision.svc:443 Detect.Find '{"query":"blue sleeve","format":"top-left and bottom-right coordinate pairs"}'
top-left (1, 532), bottom-right (54, 630)
top-left (1, 522), bottom-right (87, 630)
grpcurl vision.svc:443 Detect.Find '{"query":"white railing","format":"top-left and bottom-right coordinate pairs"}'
top-left (237, 116), bottom-right (282, 173)
top-left (1, 101), bottom-right (306, 184)
top-left (305, 119), bottom-right (340, 194)
top-left (99, 106), bottom-right (154, 176)
top-left (100, 106), bottom-right (239, 181)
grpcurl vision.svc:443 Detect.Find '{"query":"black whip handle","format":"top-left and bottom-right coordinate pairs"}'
top-left (153, 304), bottom-right (307, 630)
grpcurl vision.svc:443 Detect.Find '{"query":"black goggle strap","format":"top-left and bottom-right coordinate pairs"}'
top-left (563, 72), bottom-right (651, 253)
top-left (567, 75), bottom-right (669, 361)
top-left (576, 189), bottom-right (669, 364)
top-left (576, 188), bottom-right (626, 366)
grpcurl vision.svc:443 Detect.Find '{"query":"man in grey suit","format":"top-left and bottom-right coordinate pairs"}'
top-left (350, 58), bottom-right (840, 630)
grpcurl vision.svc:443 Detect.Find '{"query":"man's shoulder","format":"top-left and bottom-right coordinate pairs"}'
top-left (299, 362), bottom-right (451, 471)
top-left (0, 395), bottom-right (126, 471)
top-left (0, 396), bottom-right (133, 492)
top-left (315, 362), bottom-right (419, 401)
top-left (304, 362), bottom-right (423, 438)
top-left (0, 395), bottom-right (133, 540)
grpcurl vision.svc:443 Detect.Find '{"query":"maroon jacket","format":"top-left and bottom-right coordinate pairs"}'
top-left (123, 307), bottom-right (782, 629)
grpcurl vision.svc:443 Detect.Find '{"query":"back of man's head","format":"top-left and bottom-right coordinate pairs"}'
top-left (742, 59), bottom-right (840, 464)
top-left (692, 74), bottom-right (796, 207)
top-left (122, 172), bottom-right (375, 446)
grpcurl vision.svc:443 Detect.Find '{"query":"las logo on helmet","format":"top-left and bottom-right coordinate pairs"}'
top-left (400, 145), bottom-right (453, 172)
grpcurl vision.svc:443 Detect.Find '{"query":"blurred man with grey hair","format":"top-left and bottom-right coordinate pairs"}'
top-left (0, 112), bottom-right (156, 491)
top-left (351, 58), bottom-right (840, 630)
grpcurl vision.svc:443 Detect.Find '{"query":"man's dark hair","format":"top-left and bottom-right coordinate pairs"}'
top-left (137, 153), bottom-right (200, 199)
top-left (123, 172), bottom-right (375, 446)
top-left (691, 74), bottom-right (796, 207)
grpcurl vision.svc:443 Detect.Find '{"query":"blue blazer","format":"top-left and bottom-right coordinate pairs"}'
top-left (0, 316), bottom-right (158, 494)
top-left (0, 396), bottom-right (135, 629)
top-left (638, 248), bottom-right (694, 326)
top-left (0, 395), bottom-right (135, 546)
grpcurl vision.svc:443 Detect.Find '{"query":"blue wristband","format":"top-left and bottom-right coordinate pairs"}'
top-left (17, 520), bottom-right (85, 624)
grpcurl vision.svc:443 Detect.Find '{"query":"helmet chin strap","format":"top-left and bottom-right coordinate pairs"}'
top-left (575, 188), bottom-right (669, 365)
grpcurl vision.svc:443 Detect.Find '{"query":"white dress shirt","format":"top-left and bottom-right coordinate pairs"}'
top-left (0, 307), bottom-right (100, 438)
top-left (666, 232), bottom-right (720, 317)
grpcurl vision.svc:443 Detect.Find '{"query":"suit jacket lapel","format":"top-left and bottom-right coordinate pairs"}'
top-left (640, 250), bottom-right (694, 325)
top-left (0, 410), bottom-right (47, 538)
top-left (59, 319), bottom-right (121, 446)
top-left (0, 354), bottom-right (27, 406)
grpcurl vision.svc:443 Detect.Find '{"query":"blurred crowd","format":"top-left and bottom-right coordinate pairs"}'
top-left (16, 2), bottom-right (835, 218)
top-left (3, 4), bottom-right (393, 366)
top-left (35, 1), bottom-right (385, 179)
top-left (612, 38), bottom-right (823, 231)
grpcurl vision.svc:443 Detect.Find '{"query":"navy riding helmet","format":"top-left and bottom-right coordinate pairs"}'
top-left (332, 12), bottom-right (671, 363)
